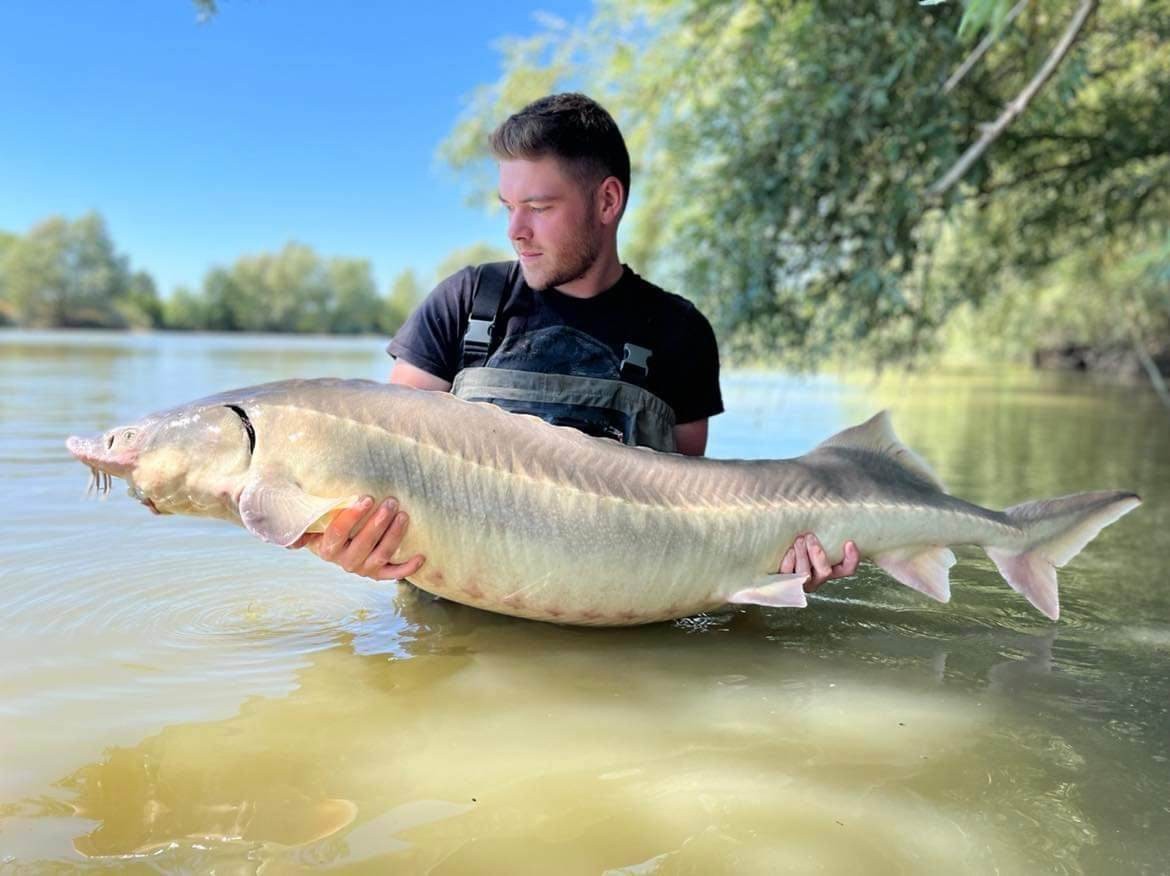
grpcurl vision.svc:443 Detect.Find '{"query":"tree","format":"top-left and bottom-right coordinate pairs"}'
top-left (0, 212), bottom-right (143, 328)
top-left (185, 243), bottom-right (396, 334)
top-left (432, 242), bottom-right (512, 285)
top-left (328, 258), bottom-right (382, 334)
top-left (0, 230), bottom-right (17, 325)
top-left (440, 1), bottom-right (1169, 368)
top-left (118, 270), bottom-right (163, 329)
top-left (162, 285), bottom-right (209, 330)
top-left (200, 243), bottom-right (331, 333)
top-left (383, 268), bottom-right (423, 336)
top-left (377, 241), bottom-right (512, 336)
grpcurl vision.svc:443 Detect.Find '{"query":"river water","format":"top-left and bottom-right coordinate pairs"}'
top-left (1, 330), bottom-right (1166, 873)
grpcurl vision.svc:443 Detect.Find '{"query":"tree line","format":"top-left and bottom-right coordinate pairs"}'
top-left (10, 2), bottom-right (1168, 381)
top-left (0, 212), bottom-right (508, 335)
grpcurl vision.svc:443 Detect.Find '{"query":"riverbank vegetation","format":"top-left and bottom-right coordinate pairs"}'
top-left (0, 212), bottom-right (506, 336)
top-left (3, 2), bottom-right (1166, 387)
top-left (440, 0), bottom-right (1167, 378)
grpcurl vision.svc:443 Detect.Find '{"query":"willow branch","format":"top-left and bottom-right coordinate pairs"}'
top-left (928, 0), bottom-right (1098, 201)
top-left (943, 0), bottom-right (1030, 94)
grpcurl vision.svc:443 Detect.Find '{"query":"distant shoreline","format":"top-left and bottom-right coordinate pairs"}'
top-left (0, 326), bottom-right (392, 341)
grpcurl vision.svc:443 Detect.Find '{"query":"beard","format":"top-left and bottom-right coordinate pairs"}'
top-left (520, 220), bottom-right (603, 291)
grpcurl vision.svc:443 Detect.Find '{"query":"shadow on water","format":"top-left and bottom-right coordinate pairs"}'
top-left (6, 583), bottom-right (1165, 873)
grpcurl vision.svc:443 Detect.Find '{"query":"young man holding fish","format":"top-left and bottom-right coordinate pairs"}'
top-left (295, 93), bottom-right (860, 594)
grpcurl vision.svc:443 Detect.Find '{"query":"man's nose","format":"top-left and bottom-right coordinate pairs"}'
top-left (507, 210), bottom-right (531, 241)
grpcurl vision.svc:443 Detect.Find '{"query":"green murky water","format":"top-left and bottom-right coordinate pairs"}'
top-left (1, 330), bottom-right (1166, 873)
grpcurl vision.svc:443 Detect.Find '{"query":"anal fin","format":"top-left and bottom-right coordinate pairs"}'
top-left (873, 545), bottom-right (956, 603)
top-left (727, 573), bottom-right (809, 609)
top-left (985, 547), bottom-right (1059, 620)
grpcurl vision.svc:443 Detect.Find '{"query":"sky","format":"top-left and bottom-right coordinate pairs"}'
top-left (0, 0), bottom-right (591, 296)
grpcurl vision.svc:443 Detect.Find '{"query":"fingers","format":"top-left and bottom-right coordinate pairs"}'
top-left (831, 540), bottom-right (861, 577)
top-left (780, 546), bottom-right (796, 574)
top-left (369, 547), bottom-right (426, 582)
top-left (308, 497), bottom-right (426, 582)
top-left (782, 533), bottom-right (860, 593)
top-left (351, 502), bottom-right (407, 570)
top-left (805, 534), bottom-right (833, 590)
top-left (317, 497), bottom-right (376, 562)
top-left (360, 509), bottom-right (421, 577)
top-left (291, 533), bottom-right (321, 555)
top-left (793, 535), bottom-right (812, 589)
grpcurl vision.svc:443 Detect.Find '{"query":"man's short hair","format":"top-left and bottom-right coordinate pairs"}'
top-left (490, 93), bottom-right (631, 207)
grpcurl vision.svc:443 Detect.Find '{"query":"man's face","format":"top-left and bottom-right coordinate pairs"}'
top-left (498, 156), bottom-right (602, 291)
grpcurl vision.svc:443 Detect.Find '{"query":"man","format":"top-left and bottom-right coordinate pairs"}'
top-left (295, 93), bottom-right (859, 593)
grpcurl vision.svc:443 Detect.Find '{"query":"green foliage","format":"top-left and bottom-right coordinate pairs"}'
top-left (162, 285), bottom-right (209, 331)
top-left (0, 210), bottom-right (510, 335)
top-left (0, 213), bottom-right (148, 329)
top-left (119, 270), bottom-right (164, 329)
top-left (432, 241), bottom-right (513, 284)
top-left (383, 269), bottom-right (424, 336)
top-left (0, 231), bottom-right (17, 325)
top-left (957, 0), bottom-right (1024, 42)
top-left (182, 244), bottom-right (385, 334)
top-left (191, 0), bottom-right (217, 22)
top-left (328, 258), bottom-right (383, 334)
top-left (944, 229), bottom-right (1170, 361)
top-left (441, 0), bottom-right (1169, 368)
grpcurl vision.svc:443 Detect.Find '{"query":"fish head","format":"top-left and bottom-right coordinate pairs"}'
top-left (67, 402), bottom-right (254, 518)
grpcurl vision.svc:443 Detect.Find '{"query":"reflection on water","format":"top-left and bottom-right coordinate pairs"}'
top-left (1, 331), bottom-right (1167, 873)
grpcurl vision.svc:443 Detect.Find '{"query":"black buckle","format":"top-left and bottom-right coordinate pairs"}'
top-left (464, 317), bottom-right (494, 353)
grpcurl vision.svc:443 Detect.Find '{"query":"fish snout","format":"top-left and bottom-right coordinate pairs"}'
top-left (66, 434), bottom-right (100, 464)
top-left (65, 432), bottom-right (137, 478)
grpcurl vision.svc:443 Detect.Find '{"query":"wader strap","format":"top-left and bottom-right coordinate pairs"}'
top-left (618, 282), bottom-right (656, 387)
top-left (461, 261), bottom-right (513, 369)
top-left (461, 260), bottom-right (657, 388)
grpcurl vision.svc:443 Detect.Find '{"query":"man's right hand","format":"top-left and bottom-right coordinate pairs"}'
top-left (289, 496), bottom-right (425, 582)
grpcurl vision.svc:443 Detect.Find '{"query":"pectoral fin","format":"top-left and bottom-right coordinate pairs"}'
top-left (727, 573), bottom-right (809, 609)
top-left (873, 545), bottom-right (956, 602)
top-left (238, 478), bottom-right (357, 547)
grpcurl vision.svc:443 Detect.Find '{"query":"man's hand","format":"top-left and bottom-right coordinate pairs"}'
top-left (780, 533), bottom-right (860, 592)
top-left (289, 496), bottom-right (425, 582)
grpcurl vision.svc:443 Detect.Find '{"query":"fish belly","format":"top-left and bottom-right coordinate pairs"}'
top-left (364, 443), bottom-right (774, 625)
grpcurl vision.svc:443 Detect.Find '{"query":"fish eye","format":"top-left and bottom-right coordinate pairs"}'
top-left (123, 430), bottom-right (136, 441)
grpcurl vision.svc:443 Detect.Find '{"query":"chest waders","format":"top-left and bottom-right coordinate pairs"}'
top-left (450, 262), bottom-right (678, 453)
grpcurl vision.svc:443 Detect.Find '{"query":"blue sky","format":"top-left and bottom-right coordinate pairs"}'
top-left (0, 1), bottom-right (590, 296)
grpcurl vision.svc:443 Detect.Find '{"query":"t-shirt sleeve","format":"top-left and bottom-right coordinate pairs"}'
top-left (670, 307), bottom-right (724, 424)
top-left (386, 268), bottom-right (474, 382)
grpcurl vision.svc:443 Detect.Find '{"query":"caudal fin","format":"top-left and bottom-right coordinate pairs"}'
top-left (985, 491), bottom-right (1141, 620)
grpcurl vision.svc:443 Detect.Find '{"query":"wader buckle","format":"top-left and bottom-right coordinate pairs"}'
top-left (464, 317), bottom-right (494, 355)
top-left (621, 343), bottom-right (652, 380)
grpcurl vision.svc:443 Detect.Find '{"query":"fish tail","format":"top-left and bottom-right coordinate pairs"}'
top-left (985, 491), bottom-right (1141, 620)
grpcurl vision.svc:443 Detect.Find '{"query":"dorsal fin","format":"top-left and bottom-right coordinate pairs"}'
top-left (815, 411), bottom-right (946, 491)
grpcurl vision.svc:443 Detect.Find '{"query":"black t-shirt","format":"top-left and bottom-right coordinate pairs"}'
top-left (387, 263), bottom-right (724, 424)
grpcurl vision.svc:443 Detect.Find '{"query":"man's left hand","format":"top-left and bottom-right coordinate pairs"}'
top-left (780, 533), bottom-right (860, 592)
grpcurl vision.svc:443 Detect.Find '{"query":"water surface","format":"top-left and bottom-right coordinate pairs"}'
top-left (1, 330), bottom-right (1167, 873)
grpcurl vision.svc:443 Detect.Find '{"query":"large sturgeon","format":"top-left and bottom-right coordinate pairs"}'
top-left (67, 379), bottom-right (1139, 625)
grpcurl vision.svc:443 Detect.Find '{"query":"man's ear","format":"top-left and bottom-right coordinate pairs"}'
top-left (598, 176), bottom-right (625, 225)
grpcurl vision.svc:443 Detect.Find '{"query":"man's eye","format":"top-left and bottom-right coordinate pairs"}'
top-left (531, 206), bottom-right (549, 214)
